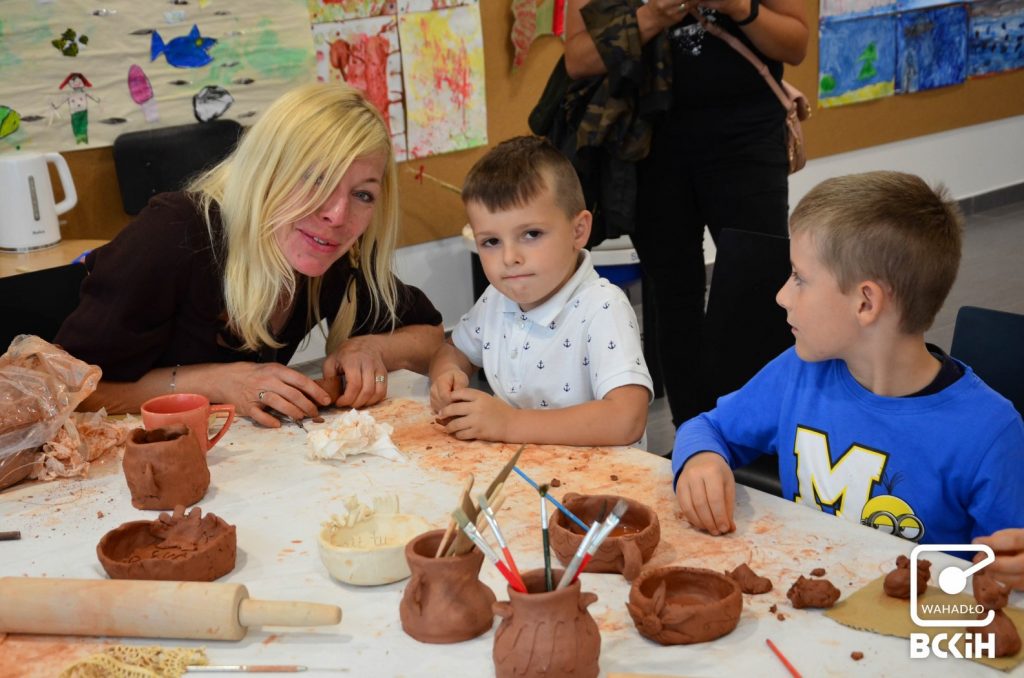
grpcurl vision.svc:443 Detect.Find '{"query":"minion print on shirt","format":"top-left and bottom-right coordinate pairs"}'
top-left (792, 425), bottom-right (925, 543)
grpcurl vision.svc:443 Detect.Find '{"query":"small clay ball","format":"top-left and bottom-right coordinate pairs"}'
top-left (810, 567), bottom-right (826, 577)
top-left (851, 651), bottom-right (864, 661)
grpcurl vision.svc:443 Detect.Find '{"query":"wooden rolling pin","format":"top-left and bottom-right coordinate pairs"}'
top-left (0, 578), bottom-right (341, 641)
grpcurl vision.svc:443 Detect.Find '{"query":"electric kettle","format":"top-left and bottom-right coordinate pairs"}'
top-left (0, 152), bottom-right (77, 251)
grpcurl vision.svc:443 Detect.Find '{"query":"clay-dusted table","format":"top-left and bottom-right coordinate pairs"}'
top-left (0, 370), bottom-right (1020, 677)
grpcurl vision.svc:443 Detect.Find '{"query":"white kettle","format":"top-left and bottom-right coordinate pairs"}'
top-left (0, 152), bottom-right (78, 251)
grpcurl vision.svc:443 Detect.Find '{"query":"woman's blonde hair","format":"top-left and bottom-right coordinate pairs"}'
top-left (189, 82), bottom-right (400, 354)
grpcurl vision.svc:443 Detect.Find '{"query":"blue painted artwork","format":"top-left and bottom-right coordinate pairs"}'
top-left (897, 5), bottom-right (968, 93)
top-left (150, 25), bottom-right (217, 68)
top-left (968, 0), bottom-right (1024, 76)
top-left (897, 0), bottom-right (959, 11)
top-left (819, 14), bottom-right (897, 106)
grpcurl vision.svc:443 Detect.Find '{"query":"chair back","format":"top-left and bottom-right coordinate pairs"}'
top-left (950, 305), bottom-right (1024, 415)
top-left (113, 120), bottom-right (244, 214)
top-left (699, 228), bottom-right (793, 497)
top-left (0, 263), bottom-right (87, 351)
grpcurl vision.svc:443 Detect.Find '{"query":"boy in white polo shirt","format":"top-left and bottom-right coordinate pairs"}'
top-left (429, 136), bottom-right (653, 446)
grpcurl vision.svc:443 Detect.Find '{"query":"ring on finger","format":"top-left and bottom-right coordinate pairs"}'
top-left (374, 375), bottom-right (386, 384)
top-left (258, 390), bottom-right (267, 401)
top-left (679, 2), bottom-right (687, 10)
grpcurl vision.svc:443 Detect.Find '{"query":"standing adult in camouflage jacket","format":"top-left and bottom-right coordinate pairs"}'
top-left (564, 0), bottom-right (808, 430)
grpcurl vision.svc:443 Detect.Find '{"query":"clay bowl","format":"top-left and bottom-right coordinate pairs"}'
top-left (97, 509), bottom-right (236, 582)
top-left (319, 513), bottom-right (432, 586)
top-left (549, 493), bottom-right (660, 581)
top-left (626, 567), bottom-right (743, 645)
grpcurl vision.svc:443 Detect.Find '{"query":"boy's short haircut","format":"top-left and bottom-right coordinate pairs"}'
top-left (790, 171), bottom-right (964, 334)
top-left (462, 136), bottom-right (585, 218)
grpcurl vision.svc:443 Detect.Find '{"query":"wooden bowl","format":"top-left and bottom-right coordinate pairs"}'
top-left (96, 507), bottom-right (236, 582)
top-left (626, 567), bottom-right (743, 645)
top-left (319, 513), bottom-right (431, 586)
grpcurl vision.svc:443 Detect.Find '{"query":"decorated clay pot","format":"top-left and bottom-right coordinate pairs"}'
top-left (626, 566), bottom-right (742, 645)
top-left (122, 425), bottom-right (210, 510)
top-left (399, 529), bottom-right (496, 643)
top-left (493, 568), bottom-right (601, 678)
top-left (97, 505), bottom-right (236, 582)
top-left (549, 493), bottom-right (660, 581)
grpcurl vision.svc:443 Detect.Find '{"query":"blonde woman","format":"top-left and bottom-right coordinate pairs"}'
top-left (57, 83), bottom-right (443, 427)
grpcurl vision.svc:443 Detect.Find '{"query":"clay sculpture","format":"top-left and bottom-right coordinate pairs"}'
top-left (122, 425), bottom-right (209, 510)
top-left (626, 567), bottom-right (743, 645)
top-left (97, 505), bottom-right (236, 581)
top-left (787, 575), bottom-right (841, 609)
top-left (399, 529), bottom-right (496, 643)
top-left (549, 493), bottom-right (659, 581)
top-left (973, 570), bottom-right (1021, 657)
top-left (883, 554), bottom-right (931, 599)
top-left (727, 563), bottom-right (772, 594)
top-left (493, 569), bottom-right (600, 678)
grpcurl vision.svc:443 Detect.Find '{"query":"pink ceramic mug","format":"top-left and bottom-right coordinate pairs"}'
top-left (141, 393), bottom-right (235, 454)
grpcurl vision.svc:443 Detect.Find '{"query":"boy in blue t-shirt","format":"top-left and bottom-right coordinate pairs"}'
top-left (672, 171), bottom-right (1024, 546)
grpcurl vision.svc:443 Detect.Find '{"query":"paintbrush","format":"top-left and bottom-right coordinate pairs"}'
top-left (478, 490), bottom-right (525, 591)
top-left (555, 521), bottom-right (601, 590)
top-left (475, 484), bottom-right (506, 538)
top-left (452, 508), bottom-right (526, 593)
top-left (446, 445), bottom-right (524, 556)
top-left (561, 498), bottom-right (629, 587)
top-left (186, 666), bottom-right (308, 673)
top-left (435, 474), bottom-right (474, 558)
top-left (766, 638), bottom-right (802, 678)
top-left (511, 466), bottom-right (589, 532)
top-left (539, 484), bottom-right (553, 592)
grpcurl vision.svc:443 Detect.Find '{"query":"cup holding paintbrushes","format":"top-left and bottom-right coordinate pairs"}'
top-left (549, 493), bottom-right (660, 582)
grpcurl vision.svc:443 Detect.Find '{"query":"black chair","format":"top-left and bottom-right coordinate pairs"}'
top-left (949, 305), bottom-right (1024, 415)
top-left (0, 263), bottom-right (87, 350)
top-left (113, 119), bottom-right (244, 215)
top-left (699, 228), bottom-right (794, 497)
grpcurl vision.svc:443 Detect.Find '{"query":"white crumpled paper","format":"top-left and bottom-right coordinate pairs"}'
top-left (306, 409), bottom-right (405, 463)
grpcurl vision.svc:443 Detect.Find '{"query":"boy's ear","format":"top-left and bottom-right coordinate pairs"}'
top-left (573, 210), bottom-right (593, 250)
top-left (854, 280), bottom-right (888, 327)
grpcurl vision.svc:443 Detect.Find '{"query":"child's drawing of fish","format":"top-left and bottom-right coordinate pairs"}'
top-left (150, 24), bottom-right (216, 68)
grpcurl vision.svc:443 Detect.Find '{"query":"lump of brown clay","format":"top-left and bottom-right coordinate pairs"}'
top-left (727, 563), bottom-right (773, 594)
top-left (493, 569), bottom-right (600, 678)
top-left (978, 610), bottom-right (1022, 658)
top-left (549, 493), bottom-right (660, 582)
top-left (626, 567), bottom-right (743, 645)
top-left (810, 568), bottom-right (826, 577)
top-left (97, 505), bottom-right (236, 582)
top-left (973, 570), bottom-right (1011, 610)
top-left (316, 376), bottom-right (343, 404)
top-left (883, 554), bottom-right (931, 599)
top-left (851, 651), bottom-right (864, 661)
top-left (399, 529), bottom-right (495, 644)
top-left (122, 425), bottom-right (210, 510)
top-left (787, 575), bottom-right (840, 609)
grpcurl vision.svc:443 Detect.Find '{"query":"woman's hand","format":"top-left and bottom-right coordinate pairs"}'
top-left (214, 362), bottom-right (330, 428)
top-left (322, 335), bottom-right (389, 409)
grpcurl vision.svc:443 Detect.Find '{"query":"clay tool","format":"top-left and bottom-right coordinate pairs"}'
top-left (452, 508), bottom-right (526, 593)
top-left (568, 498), bottom-right (628, 585)
top-left (447, 445), bottom-right (524, 556)
top-left (0, 578), bottom-right (341, 641)
top-left (0, 531), bottom-right (20, 541)
top-left (187, 666), bottom-right (308, 673)
top-left (512, 466), bottom-right (589, 532)
top-left (478, 490), bottom-right (524, 591)
top-left (555, 521), bottom-right (601, 590)
top-left (766, 638), bottom-right (802, 678)
top-left (435, 473), bottom-right (474, 557)
top-left (539, 484), bottom-right (553, 592)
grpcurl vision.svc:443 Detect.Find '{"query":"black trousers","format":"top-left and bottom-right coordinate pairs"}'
top-left (632, 105), bottom-right (790, 428)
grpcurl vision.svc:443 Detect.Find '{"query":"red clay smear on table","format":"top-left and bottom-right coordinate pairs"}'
top-left (0, 636), bottom-right (111, 677)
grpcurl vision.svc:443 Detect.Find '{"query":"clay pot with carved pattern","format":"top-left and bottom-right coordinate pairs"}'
top-left (399, 529), bottom-right (495, 643)
top-left (549, 493), bottom-right (660, 581)
top-left (122, 425), bottom-right (209, 510)
top-left (627, 566), bottom-right (742, 645)
top-left (493, 569), bottom-right (600, 678)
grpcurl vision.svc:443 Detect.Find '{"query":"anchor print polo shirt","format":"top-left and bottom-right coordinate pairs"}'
top-left (452, 250), bottom-right (653, 411)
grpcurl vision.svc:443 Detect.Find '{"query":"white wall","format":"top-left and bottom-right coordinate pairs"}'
top-left (291, 113), bottom-right (1024, 364)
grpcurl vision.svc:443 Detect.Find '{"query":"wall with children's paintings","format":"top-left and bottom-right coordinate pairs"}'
top-left (2, 0), bottom-right (1022, 245)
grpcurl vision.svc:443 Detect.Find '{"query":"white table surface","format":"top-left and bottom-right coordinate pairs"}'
top-left (0, 370), bottom-right (1019, 677)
